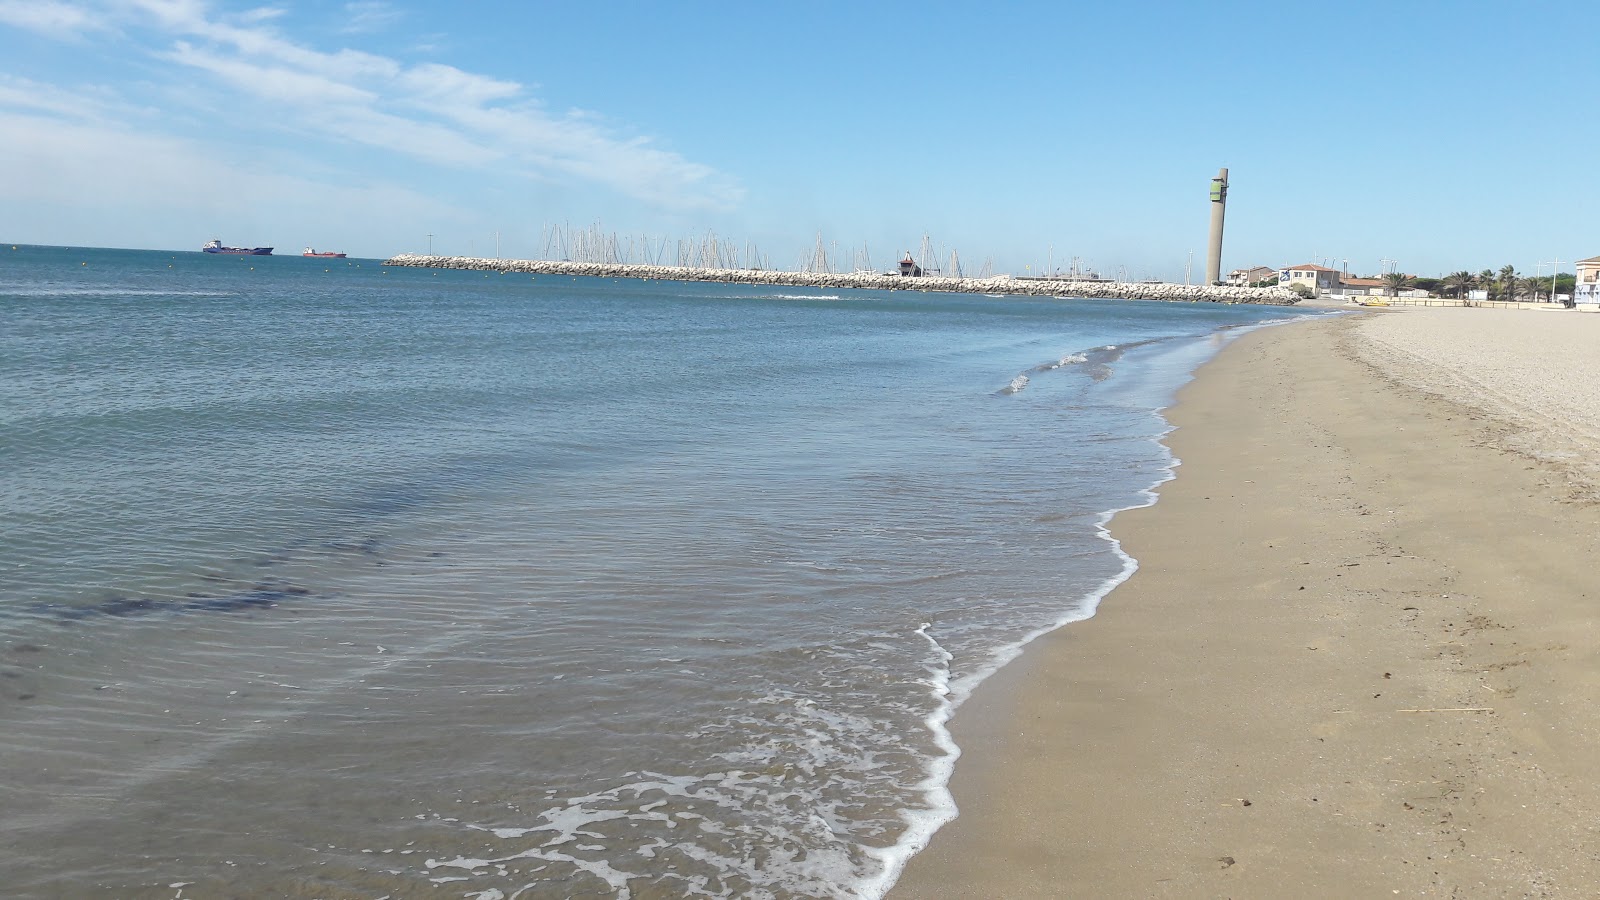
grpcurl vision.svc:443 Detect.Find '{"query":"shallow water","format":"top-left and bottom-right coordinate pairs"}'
top-left (0, 245), bottom-right (1313, 897)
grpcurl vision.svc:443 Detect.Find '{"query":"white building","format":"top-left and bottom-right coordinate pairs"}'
top-left (1278, 264), bottom-right (1341, 297)
top-left (1576, 255), bottom-right (1600, 304)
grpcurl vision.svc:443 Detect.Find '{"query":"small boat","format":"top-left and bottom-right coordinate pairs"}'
top-left (203, 239), bottom-right (272, 255)
top-left (303, 248), bottom-right (347, 258)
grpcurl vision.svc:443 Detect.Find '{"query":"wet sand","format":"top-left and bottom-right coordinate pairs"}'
top-left (891, 308), bottom-right (1600, 897)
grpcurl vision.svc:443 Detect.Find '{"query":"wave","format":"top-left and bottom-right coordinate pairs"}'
top-left (998, 374), bottom-right (1029, 395)
top-left (1002, 342), bottom-right (1120, 394)
top-left (1033, 351), bottom-right (1089, 373)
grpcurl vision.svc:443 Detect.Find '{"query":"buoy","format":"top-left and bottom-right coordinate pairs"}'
top-left (82, 261), bottom-right (87, 266)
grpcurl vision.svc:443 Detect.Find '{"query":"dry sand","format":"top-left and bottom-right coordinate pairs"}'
top-left (889, 308), bottom-right (1600, 898)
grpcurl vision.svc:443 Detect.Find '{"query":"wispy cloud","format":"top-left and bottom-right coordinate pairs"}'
top-left (8, 0), bottom-right (741, 209)
top-left (238, 5), bottom-right (284, 23)
top-left (0, 74), bottom-right (122, 121)
top-left (0, 0), bottom-right (108, 38)
top-left (0, 105), bottom-right (474, 254)
top-left (340, 0), bottom-right (402, 35)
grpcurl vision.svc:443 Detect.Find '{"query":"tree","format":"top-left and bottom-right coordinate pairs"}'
top-left (1497, 265), bottom-right (1518, 301)
top-left (1382, 272), bottom-right (1417, 298)
top-left (1476, 269), bottom-right (1496, 300)
top-left (1441, 270), bottom-right (1476, 299)
top-left (1515, 276), bottom-right (1542, 300)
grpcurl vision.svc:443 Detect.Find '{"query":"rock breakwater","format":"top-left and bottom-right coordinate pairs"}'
top-left (381, 254), bottom-right (1301, 305)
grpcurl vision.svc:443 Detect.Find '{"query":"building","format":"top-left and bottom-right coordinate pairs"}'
top-left (1338, 276), bottom-right (1385, 297)
top-left (1341, 276), bottom-right (1430, 300)
top-left (1577, 255), bottom-right (1600, 304)
top-left (1337, 275), bottom-right (1388, 296)
top-left (1278, 264), bottom-right (1342, 296)
top-left (897, 253), bottom-right (923, 277)
top-left (1228, 265), bottom-right (1277, 286)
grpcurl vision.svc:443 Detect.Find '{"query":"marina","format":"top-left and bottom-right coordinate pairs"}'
top-left (382, 254), bottom-right (1301, 304)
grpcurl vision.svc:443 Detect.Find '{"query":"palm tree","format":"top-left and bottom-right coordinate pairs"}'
top-left (1441, 270), bottom-right (1476, 299)
top-left (1382, 272), bottom-right (1417, 298)
top-left (1515, 277), bottom-right (1543, 300)
top-left (1477, 269), bottom-right (1497, 300)
top-left (1498, 265), bottom-right (1517, 302)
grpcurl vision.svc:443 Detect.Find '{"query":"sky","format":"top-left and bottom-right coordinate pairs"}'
top-left (1, 0), bottom-right (1596, 280)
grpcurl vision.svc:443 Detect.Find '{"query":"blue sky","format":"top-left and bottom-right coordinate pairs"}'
top-left (2, 0), bottom-right (1595, 279)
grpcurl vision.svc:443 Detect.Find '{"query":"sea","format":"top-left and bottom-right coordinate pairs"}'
top-left (0, 244), bottom-right (1316, 899)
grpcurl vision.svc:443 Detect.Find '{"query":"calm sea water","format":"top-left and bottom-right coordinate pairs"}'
top-left (0, 245), bottom-right (1313, 898)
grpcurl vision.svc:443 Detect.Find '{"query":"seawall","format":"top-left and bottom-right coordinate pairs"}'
top-left (380, 254), bottom-right (1302, 305)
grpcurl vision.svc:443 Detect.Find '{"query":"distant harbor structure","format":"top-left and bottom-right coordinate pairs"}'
top-left (898, 253), bottom-right (923, 277)
top-left (381, 254), bottom-right (1300, 305)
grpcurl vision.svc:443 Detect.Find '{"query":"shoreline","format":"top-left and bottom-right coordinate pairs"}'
top-left (869, 317), bottom-right (1310, 896)
top-left (888, 309), bottom-right (1600, 896)
top-left (379, 254), bottom-right (1301, 304)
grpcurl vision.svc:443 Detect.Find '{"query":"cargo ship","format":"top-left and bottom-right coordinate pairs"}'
top-left (202, 239), bottom-right (272, 255)
top-left (302, 248), bottom-right (347, 258)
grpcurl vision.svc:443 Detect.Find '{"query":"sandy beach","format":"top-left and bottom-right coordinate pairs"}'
top-left (891, 307), bottom-right (1600, 897)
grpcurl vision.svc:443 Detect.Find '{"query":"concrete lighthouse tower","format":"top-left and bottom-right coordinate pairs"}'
top-left (1205, 167), bottom-right (1229, 285)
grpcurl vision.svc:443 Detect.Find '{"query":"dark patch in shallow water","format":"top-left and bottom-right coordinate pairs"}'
top-left (352, 487), bottom-right (426, 517)
top-left (100, 597), bottom-right (162, 617)
top-left (320, 535), bottom-right (384, 557)
top-left (26, 581), bottom-right (315, 625)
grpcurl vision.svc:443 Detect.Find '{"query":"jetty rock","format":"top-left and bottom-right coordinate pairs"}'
top-left (380, 255), bottom-right (1301, 305)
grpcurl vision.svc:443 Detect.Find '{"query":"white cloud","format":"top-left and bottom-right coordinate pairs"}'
top-left (0, 107), bottom-right (473, 255)
top-left (238, 5), bottom-right (284, 23)
top-left (398, 62), bottom-right (519, 106)
top-left (0, 0), bottom-right (106, 37)
top-left (89, 0), bottom-right (742, 209)
top-left (2, 0), bottom-right (741, 221)
top-left (340, 0), bottom-right (402, 35)
top-left (165, 41), bottom-right (378, 105)
top-left (0, 75), bottom-right (119, 120)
